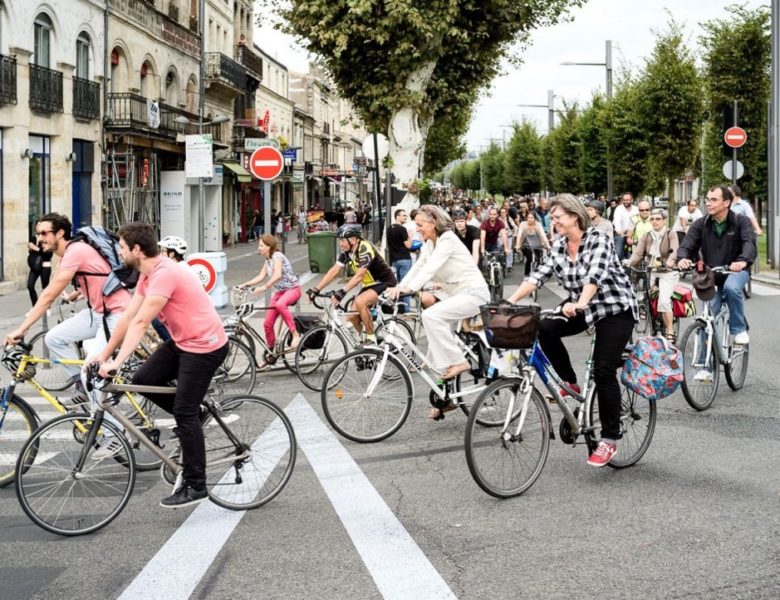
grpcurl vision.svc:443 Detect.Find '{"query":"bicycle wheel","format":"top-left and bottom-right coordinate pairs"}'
top-left (588, 379), bottom-right (656, 469)
top-left (743, 275), bottom-right (752, 299)
top-left (0, 395), bottom-right (39, 488)
top-left (213, 338), bottom-right (256, 396)
top-left (294, 326), bottom-right (349, 391)
top-left (321, 348), bottom-right (413, 443)
top-left (27, 330), bottom-right (79, 392)
top-left (464, 378), bottom-right (550, 498)
top-left (203, 396), bottom-right (296, 510)
top-left (679, 321), bottom-right (720, 411)
top-left (376, 316), bottom-right (416, 347)
top-left (15, 414), bottom-right (135, 536)
top-left (634, 293), bottom-right (651, 336)
top-left (121, 396), bottom-right (166, 471)
top-left (724, 342), bottom-right (749, 391)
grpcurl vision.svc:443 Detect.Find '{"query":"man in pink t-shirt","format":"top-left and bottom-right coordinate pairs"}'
top-left (6, 213), bottom-right (131, 390)
top-left (91, 222), bottom-right (228, 509)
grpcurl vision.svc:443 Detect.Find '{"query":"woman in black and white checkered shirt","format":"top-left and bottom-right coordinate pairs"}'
top-left (508, 193), bottom-right (638, 468)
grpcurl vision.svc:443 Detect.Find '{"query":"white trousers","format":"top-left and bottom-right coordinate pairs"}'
top-left (656, 271), bottom-right (679, 314)
top-left (423, 288), bottom-right (490, 372)
top-left (45, 308), bottom-right (122, 378)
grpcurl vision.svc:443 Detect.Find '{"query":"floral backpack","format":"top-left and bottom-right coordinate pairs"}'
top-left (621, 336), bottom-right (683, 401)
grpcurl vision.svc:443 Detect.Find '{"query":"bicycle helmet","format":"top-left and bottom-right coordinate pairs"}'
top-left (158, 235), bottom-right (188, 257)
top-left (452, 209), bottom-right (467, 220)
top-left (336, 224), bottom-right (363, 240)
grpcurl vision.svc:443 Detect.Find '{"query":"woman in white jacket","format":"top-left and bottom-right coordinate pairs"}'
top-left (388, 205), bottom-right (490, 416)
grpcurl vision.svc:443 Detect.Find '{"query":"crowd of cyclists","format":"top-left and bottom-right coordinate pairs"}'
top-left (2, 180), bottom-right (759, 510)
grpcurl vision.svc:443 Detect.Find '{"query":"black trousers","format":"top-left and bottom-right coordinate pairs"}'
top-left (521, 248), bottom-right (543, 276)
top-left (132, 340), bottom-right (229, 489)
top-left (538, 309), bottom-right (634, 440)
top-left (27, 268), bottom-right (51, 306)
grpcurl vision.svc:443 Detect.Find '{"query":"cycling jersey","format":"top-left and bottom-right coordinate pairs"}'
top-left (336, 240), bottom-right (397, 288)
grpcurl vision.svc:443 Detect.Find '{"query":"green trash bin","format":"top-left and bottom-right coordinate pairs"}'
top-left (307, 231), bottom-right (337, 273)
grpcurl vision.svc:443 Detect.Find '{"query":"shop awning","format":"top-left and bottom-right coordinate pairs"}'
top-left (220, 162), bottom-right (252, 183)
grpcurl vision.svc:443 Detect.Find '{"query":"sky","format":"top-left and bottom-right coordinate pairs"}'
top-left (256, 0), bottom-right (769, 153)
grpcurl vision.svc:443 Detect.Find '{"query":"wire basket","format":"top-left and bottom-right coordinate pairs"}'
top-left (231, 286), bottom-right (250, 307)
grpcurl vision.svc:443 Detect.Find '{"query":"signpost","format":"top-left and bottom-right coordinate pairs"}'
top-left (249, 146), bottom-right (286, 280)
top-left (722, 159), bottom-right (745, 181)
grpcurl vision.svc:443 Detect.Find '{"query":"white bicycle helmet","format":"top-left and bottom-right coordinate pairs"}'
top-left (158, 235), bottom-right (188, 257)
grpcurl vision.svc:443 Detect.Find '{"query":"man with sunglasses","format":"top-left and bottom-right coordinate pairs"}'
top-left (626, 200), bottom-right (653, 253)
top-left (5, 213), bottom-right (131, 399)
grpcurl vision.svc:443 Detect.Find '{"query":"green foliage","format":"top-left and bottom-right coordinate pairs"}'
top-left (700, 5), bottom-right (771, 199)
top-left (539, 135), bottom-right (554, 193)
top-left (549, 102), bottom-right (581, 193)
top-left (423, 110), bottom-right (469, 176)
top-left (417, 179), bottom-right (433, 203)
top-left (481, 143), bottom-right (505, 195)
top-left (578, 94), bottom-right (608, 196)
top-left (449, 158), bottom-right (480, 192)
top-left (503, 120), bottom-right (542, 195)
top-left (261, 0), bottom-right (585, 169)
top-left (636, 18), bottom-right (703, 215)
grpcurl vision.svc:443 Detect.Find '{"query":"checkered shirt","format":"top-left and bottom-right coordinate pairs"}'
top-left (526, 226), bottom-right (638, 326)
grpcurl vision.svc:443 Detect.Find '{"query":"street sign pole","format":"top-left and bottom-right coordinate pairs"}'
top-left (733, 99), bottom-right (739, 186)
top-left (264, 179), bottom-right (272, 305)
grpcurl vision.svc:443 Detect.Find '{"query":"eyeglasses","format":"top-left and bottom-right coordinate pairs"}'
top-left (704, 198), bottom-right (720, 204)
top-left (36, 230), bottom-right (54, 237)
top-left (650, 216), bottom-right (664, 221)
top-left (639, 209), bottom-right (650, 212)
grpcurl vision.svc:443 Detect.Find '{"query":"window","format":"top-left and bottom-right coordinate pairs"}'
top-left (76, 32), bottom-right (90, 79)
top-left (34, 13), bottom-right (53, 67)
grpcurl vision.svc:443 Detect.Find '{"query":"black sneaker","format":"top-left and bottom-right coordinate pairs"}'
top-left (160, 484), bottom-right (207, 509)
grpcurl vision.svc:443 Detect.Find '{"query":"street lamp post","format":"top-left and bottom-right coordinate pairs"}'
top-left (517, 89), bottom-right (556, 133)
top-left (561, 40), bottom-right (613, 200)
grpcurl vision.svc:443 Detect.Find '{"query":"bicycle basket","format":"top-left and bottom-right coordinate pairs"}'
top-left (231, 287), bottom-right (250, 307)
top-left (480, 304), bottom-right (540, 349)
top-left (294, 315), bottom-right (324, 349)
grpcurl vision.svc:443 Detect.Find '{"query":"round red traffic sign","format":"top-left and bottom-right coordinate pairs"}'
top-left (724, 126), bottom-right (747, 149)
top-left (249, 146), bottom-right (284, 180)
top-left (187, 258), bottom-right (217, 293)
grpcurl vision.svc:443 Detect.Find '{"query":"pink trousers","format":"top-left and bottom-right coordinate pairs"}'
top-left (264, 286), bottom-right (301, 346)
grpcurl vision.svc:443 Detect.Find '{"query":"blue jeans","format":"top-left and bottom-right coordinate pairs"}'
top-left (614, 235), bottom-right (627, 261)
top-left (392, 258), bottom-right (412, 311)
top-left (708, 270), bottom-right (750, 334)
top-left (252, 225), bottom-right (262, 240)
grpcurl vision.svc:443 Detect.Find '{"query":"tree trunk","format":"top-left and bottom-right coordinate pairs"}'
top-left (667, 175), bottom-right (676, 229)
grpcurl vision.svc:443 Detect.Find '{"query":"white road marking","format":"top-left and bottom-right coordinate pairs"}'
top-left (288, 395), bottom-right (457, 600)
top-left (118, 411), bottom-right (292, 600)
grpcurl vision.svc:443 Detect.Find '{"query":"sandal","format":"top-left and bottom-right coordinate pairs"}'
top-left (665, 333), bottom-right (677, 344)
top-left (427, 402), bottom-right (457, 421)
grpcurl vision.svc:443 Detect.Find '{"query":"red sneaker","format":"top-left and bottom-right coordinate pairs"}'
top-left (587, 441), bottom-right (617, 468)
top-left (560, 382), bottom-right (581, 398)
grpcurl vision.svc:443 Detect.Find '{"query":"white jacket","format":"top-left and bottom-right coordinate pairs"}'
top-left (400, 230), bottom-right (488, 296)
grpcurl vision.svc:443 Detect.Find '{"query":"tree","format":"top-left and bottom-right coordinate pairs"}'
top-left (636, 18), bottom-right (703, 218)
top-left (700, 5), bottom-right (771, 201)
top-left (503, 120), bottom-right (542, 195)
top-left (578, 94), bottom-right (608, 196)
top-left (539, 134), bottom-right (554, 194)
top-left (481, 143), bottom-right (505, 196)
top-left (262, 0), bottom-right (585, 189)
top-left (549, 102), bottom-right (581, 193)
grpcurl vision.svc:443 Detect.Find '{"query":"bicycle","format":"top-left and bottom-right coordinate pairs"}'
top-left (464, 308), bottom-right (656, 499)
top-left (517, 247), bottom-right (546, 303)
top-left (13, 364), bottom-right (297, 536)
top-left (293, 290), bottom-right (416, 391)
top-left (627, 265), bottom-right (682, 339)
top-left (319, 295), bottom-right (495, 443)
top-left (482, 251), bottom-right (506, 303)
top-left (0, 342), bottom-right (166, 487)
top-left (678, 267), bottom-right (750, 411)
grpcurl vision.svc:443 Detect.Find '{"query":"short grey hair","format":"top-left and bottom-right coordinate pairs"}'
top-left (417, 204), bottom-right (454, 235)
top-left (549, 193), bottom-right (590, 231)
top-left (650, 208), bottom-right (667, 219)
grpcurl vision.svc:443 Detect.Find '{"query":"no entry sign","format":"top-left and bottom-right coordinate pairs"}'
top-left (249, 146), bottom-right (284, 180)
top-left (724, 127), bottom-right (747, 149)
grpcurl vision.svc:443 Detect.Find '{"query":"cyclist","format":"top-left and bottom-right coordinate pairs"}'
top-left (729, 184), bottom-right (762, 236)
top-left (508, 194), bottom-right (637, 468)
top-left (89, 222), bottom-right (229, 508)
top-left (5, 213), bottom-right (131, 399)
top-left (387, 205), bottom-right (489, 418)
top-left (239, 234), bottom-right (302, 362)
top-left (152, 235), bottom-right (191, 343)
top-left (626, 200), bottom-right (653, 254)
top-left (452, 209), bottom-right (480, 265)
top-left (307, 224), bottom-right (396, 343)
top-left (514, 211), bottom-right (551, 277)
top-left (624, 208), bottom-right (679, 341)
top-left (480, 207), bottom-right (510, 258)
top-left (585, 200), bottom-right (614, 239)
top-left (677, 184), bottom-right (756, 370)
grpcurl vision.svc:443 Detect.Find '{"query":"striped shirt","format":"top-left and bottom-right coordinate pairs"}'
top-left (526, 226), bottom-right (638, 326)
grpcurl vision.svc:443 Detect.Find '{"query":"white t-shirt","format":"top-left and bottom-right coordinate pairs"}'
top-left (730, 198), bottom-right (755, 220)
top-left (674, 205), bottom-right (703, 232)
top-left (612, 204), bottom-right (638, 235)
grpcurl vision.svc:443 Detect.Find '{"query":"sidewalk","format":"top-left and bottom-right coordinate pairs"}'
top-left (752, 267), bottom-right (780, 288)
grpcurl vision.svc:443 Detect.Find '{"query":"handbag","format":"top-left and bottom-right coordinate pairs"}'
top-left (480, 303), bottom-right (540, 349)
top-left (621, 336), bottom-right (683, 401)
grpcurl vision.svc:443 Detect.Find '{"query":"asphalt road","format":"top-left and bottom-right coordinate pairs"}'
top-left (0, 246), bottom-right (778, 600)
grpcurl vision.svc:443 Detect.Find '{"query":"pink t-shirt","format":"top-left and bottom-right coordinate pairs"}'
top-left (60, 242), bottom-right (132, 314)
top-left (137, 256), bottom-right (227, 353)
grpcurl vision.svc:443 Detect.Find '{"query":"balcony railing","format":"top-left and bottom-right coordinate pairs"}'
top-left (234, 44), bottom-right (263, 81)
top-left (0, 54), bottom-right (17, 105)
top-left (205, 52), bottom-right (247, 93)
top-left (29, 63), bottom-right (63, 112)
top-left (73, 77), bottom-right (100, 120)
top-left (105, 92), bottom-right (223, 141)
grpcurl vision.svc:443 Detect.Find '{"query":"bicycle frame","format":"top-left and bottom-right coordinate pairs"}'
top-left (691, 301), bottom-right (732, 367)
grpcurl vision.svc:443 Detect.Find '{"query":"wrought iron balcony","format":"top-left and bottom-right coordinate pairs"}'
top-left (0, 54), bottom-right (17, 105)
top-left (73, 77), bottom-right (100, 120)
top-left (105, 92), bottom-right (224, 142)
top-left (234, 44), bottom-right (263, 82)
top-left (205, 52), bottom-right (248, 96)
top-left (29, 63), bottom-right (63, 112)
